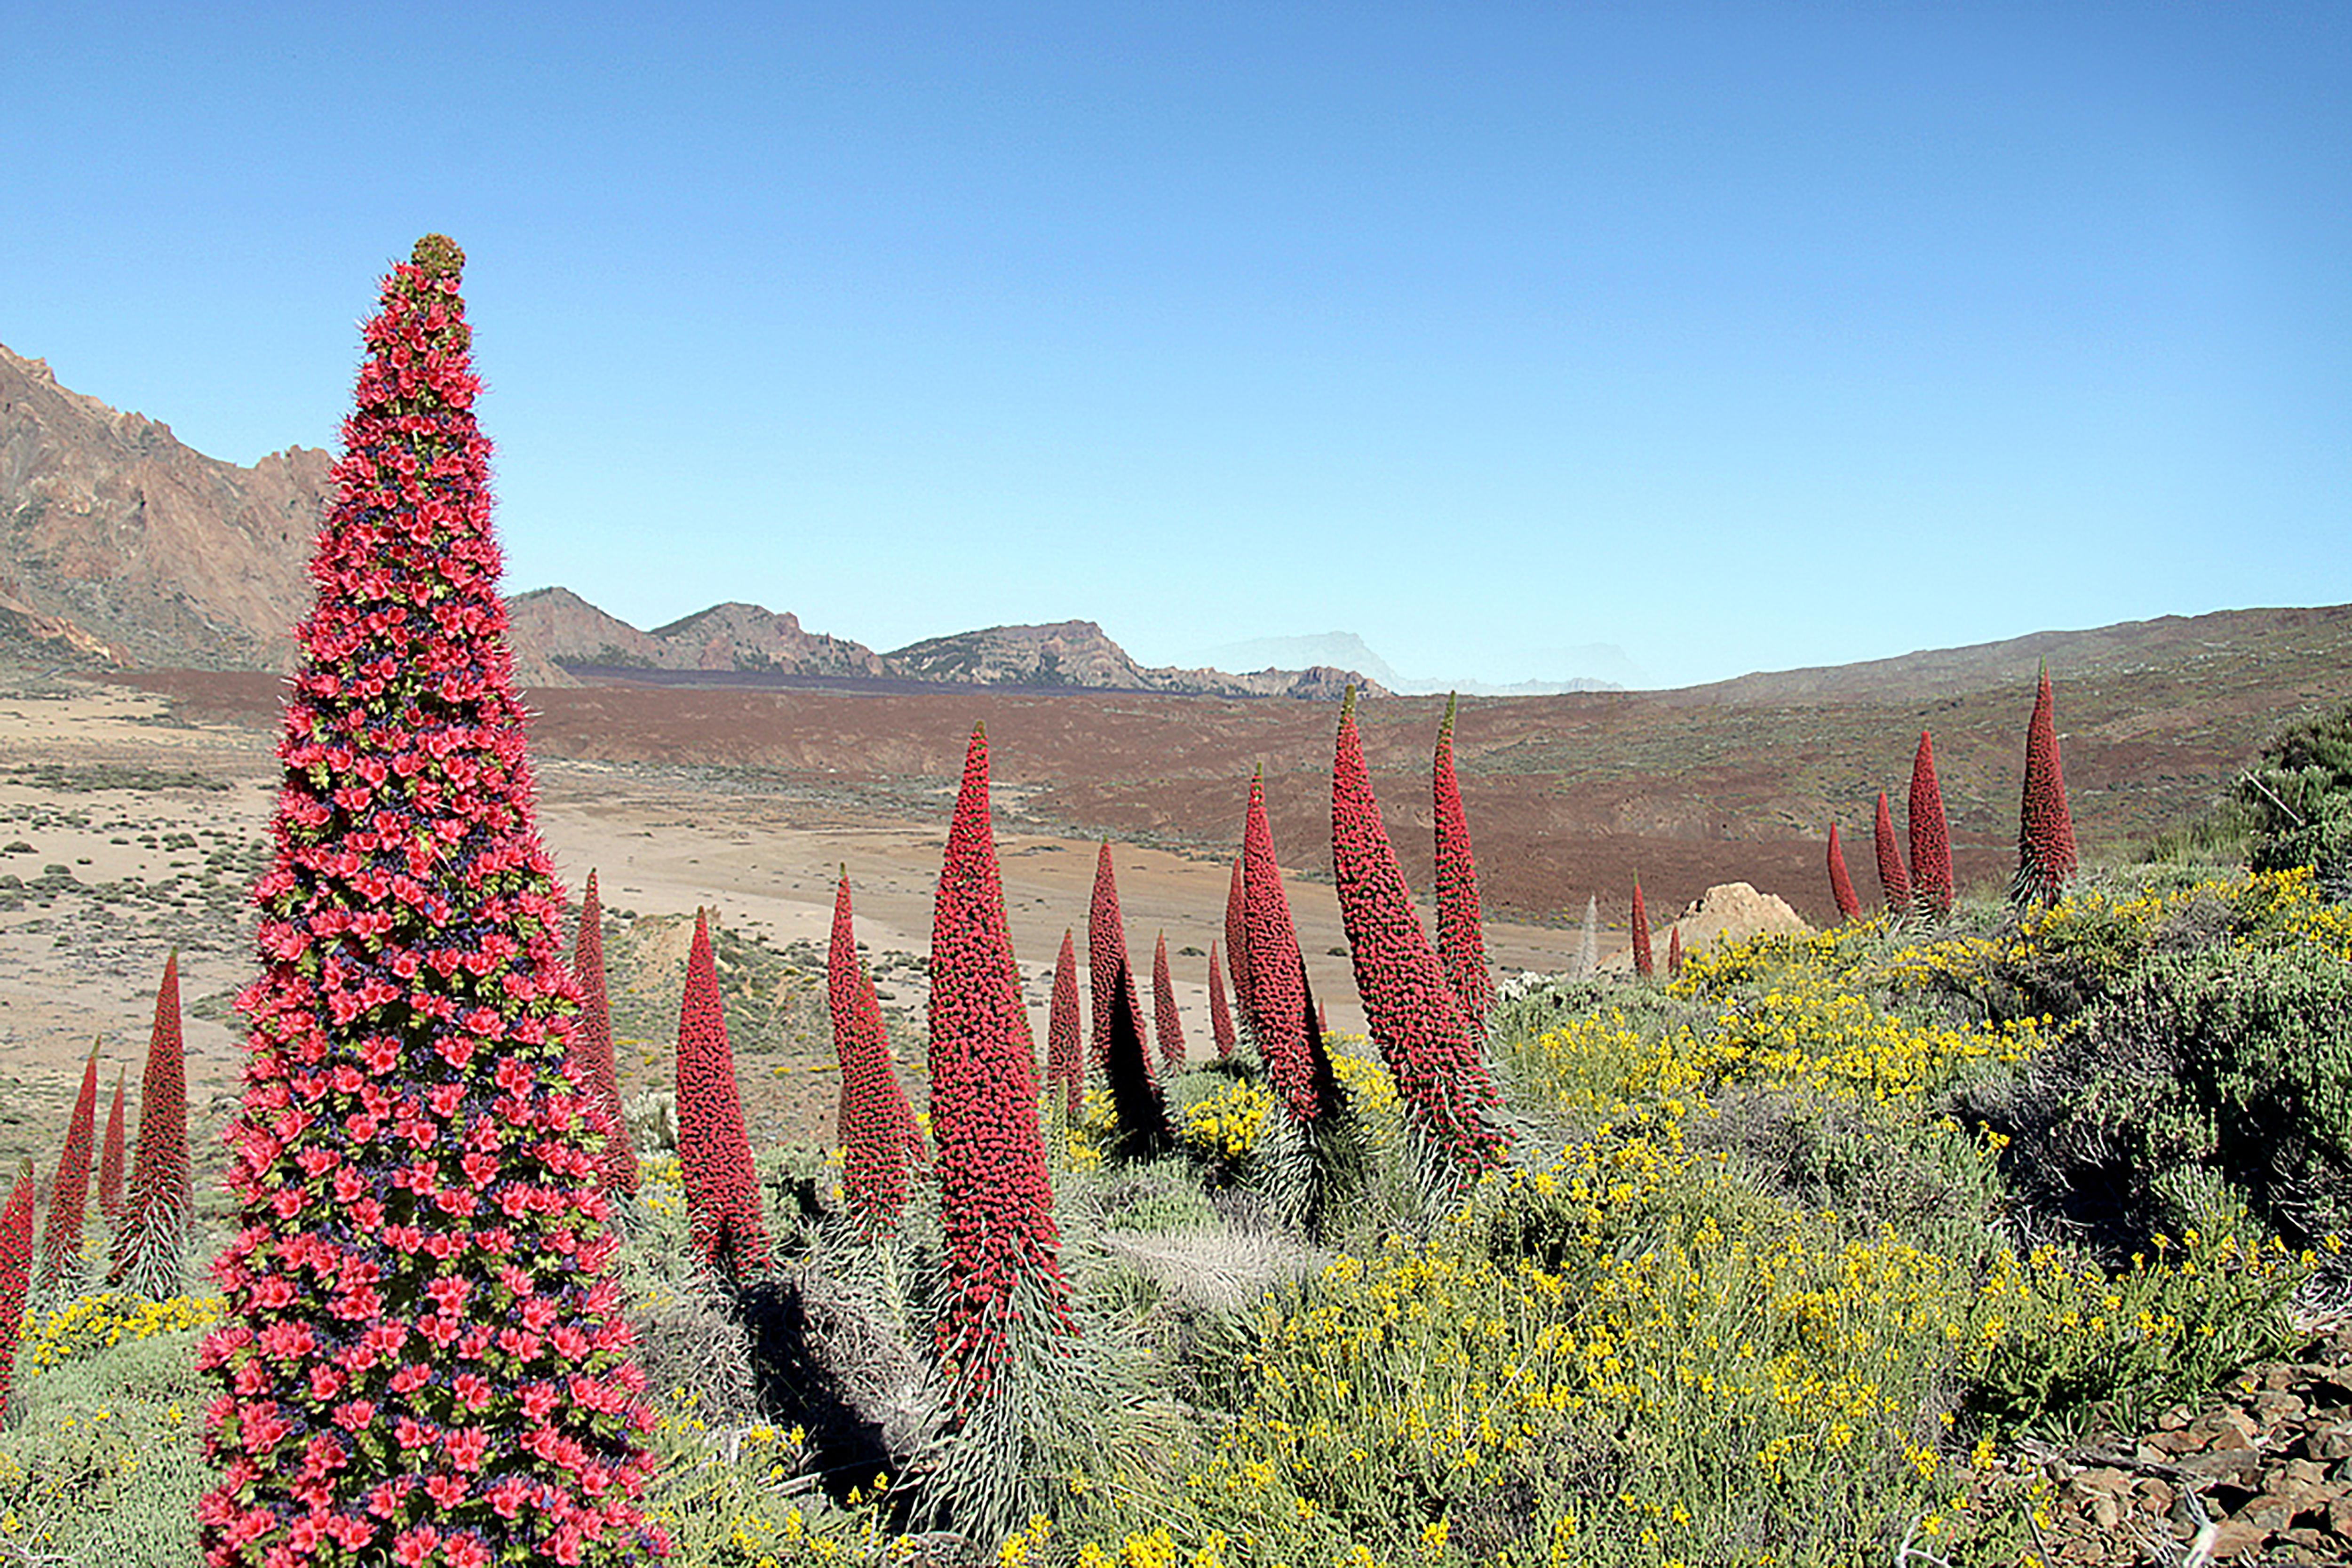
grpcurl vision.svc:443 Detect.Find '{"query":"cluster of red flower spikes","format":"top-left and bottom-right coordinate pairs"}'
top-left (928, 726), bottom-right (1074, 1411)
top-left (197, 237), bottom-right (663, 1568)
top-left (1046, 931), bottom-right (1083, 1118)
top-left (1330, 694), bottom-right (1510, 1176)
top-left (567, 873), bottom-right (636, 1196)
top-left (1431, 695), bottom-right (1496, 1028)
top-left (676, 910), bottom-right (767, 1276)
top-left (829, 873), bottom-right (927, 1235)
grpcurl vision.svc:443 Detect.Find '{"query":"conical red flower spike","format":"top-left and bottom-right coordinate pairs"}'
top-left (1243, 769), bottom-right (1323, 1121)
top-left (1909, 731), bottom-right (1954, 917)
top-left (1874, 790), bottom-right (1911, 913)
top-left (199, 238), bottom-right (662, 1566)
top-left (1087, 841), bottom-right (1143, 1072)
top-left (36, 1039), bottom-right (100, 1296)
top-left (2014, 663), bottom-right (2079, 908)
top-left (1826, 823), bottom-right (1863, 923)
top-left (1631, 880), bottom-right (1654, 978)
top-left (112, 949), bottom-right (190, 1297)
top-left (571, 871), bottom-right (636, 1195)
top-left (1206, 942), bottom-right (1236, 1060)
top-left (1223, 853), bottom-right (1252, 1034)
top-left (928, 725), bottom-right (1073, 1412)
top-left (830, 873), bottom-right (924, 1235)
top-left (1047, 929), bottom-right (1083, 1118)
top-left (1151, 931), bottom-right (1185, 1070)
top-left (677, 910), bottom-right (767, 1275)
top-left (0, 1163), bottom-right (34, 1414)
top-left (1331, 693), bottom-right (1510, 1178)
top-left (1432, 695), bottom-right (1496, 1029)
top-left (96, 1066), bottom-right (126, 1224)
top-left (1667, 925), bottom-right (1684, 979)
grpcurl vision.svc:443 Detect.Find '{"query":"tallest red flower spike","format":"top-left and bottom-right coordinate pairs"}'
top-left (1331, 692), bottom-right (1510, 1179)
top-left (37, 1039), bottom-right (100, 1296)
top-left (1432, 694), bottom-right (1497, 1031)
top-left (199, 237), bottom-right (662, 1566)
top-left (1908, 730), bottom-right (1955, 917)
top-left (112, 949), bottom-right (190, 1297)
top-left (2014, 662), bottom-right (2079, 908)
top-left (929, 725), bottom-right (1073, 1412)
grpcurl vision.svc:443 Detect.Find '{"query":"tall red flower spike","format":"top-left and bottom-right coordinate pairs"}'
top-left (1667, 925), bottom-right (1684, 979)
top-left (0, 1164), bottom-right (34, 1415)
top-left (1631, 880), bottom-right (1655, 978)
top-left (2014, 663), bottom-right (2080, 908)
top-left (1826, 823), bottom-right (1863, 923)
top-left (829, 873), bottom-right (925, 1236)
top-left (1151, 931), bottom-right (1185, 1070)
top-left (200, 238), bottom-right (663, 1567)
top-left (1908, 730), bottom-right (1954, 917)
top-left (1243, 769), bottom-right (1324, 1121)
top-left (677, 910), bottom-right (767, 1275)
top-left (1432, 695), bottom-right (1497, 1030)
top-left (97, 1065), bottom-right (127, 1224)
top-left (571, 871), bottom-right (636, 1196)
top-left (1222, 853), bottom-right (1252, 1032)
top-left (1331, 694), bottom-right (1510, 1177)
top-left (928, 725), bottom-right (1073, 1410)
top-left (36, 1039), bottom-right (100, 1296)
top-left (1206, 942), bottom-right (1237, 1060)
top-left (1873, 790), bottom-right (1911, 913)
top-left (1046, 930), bottom-right (1083, 1119)
top-left (1087, 841), bottom-right (1144, 1075)
top-left (112, 949), bottom-right (191, 1297)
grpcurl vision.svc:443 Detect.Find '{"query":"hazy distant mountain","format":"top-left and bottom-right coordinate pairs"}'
top-left (1192, 631), bottom-right (1637, 695)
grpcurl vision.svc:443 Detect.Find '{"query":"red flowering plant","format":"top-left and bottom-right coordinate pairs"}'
top-left (829, 873), bottom-right (927, 1237)
top-left (1909, 730), bottom-right (1955, 918)
top-left (569, 872), bottom-right (636, 1197)
top-left (197, 238), bottom-right (664, 1567)
top-left (1087, 841), bottom-right (1143, 1077)
top-left (1243, 769), bottom-right (1330, 1124)
top-left (1667, 925), bottom-right (1684, 979)
top-left (1103, 955), bottom-right (1174, 1164)
top-left (1206, 942), bottom-right (1236, 1060)
top-left (1630, 880), bottom-right (1655, 979)
top-left (2013, 663), bottom-right (2080, 908)
top-left (1222, 853), bottom-right (1252, 1046)
top-left (98, 1065), bottom-right (127, 1225)
top-left (36, 1040), bottom-right (99, 1299)
top-left (1331, 693), bottom-right (1511, 1187)
top-left (1432, 695), bottom-right (1496, 1030)
top-left (1151, 931), bottom-right (1185, 1070)
top-left (1874, 790), bottom-right (1911, 913)
top-left (1047, 930), bottom-right (1083, 1120)
top-left (1826, 823), bottom-right (1863, 924)
top-left (112, 949), bottom-right (191, 1298)
top-left (917, 729), bottom-right (1077, 1467)
top-left (0, 1163), bottom-right (33, 1415)
top-left (676, 909), bottom-right (768, 1277)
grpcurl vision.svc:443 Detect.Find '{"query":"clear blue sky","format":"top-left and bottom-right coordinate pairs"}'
top-left (5, 3), bottom-right (2346, 689)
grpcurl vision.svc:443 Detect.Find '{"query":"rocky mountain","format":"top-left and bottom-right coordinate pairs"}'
top-left (887, 620), bottom-right (1387, 700)
top-left (646, 602), bottom-right (892, 679)
top-left (0, 342), bottom-right (327, 669)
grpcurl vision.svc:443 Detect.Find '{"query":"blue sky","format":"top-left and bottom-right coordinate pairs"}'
top-left (5, 3), bottom-right (2346, 689)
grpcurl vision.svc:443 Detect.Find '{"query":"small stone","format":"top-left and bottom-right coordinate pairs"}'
top-left (2159, 1403), bottom-right (2195, 1431)
top-left (2209, 1519), bottom-right (2269, 1557)
top-left (2239, 1490), bottom-right (2299, 1531)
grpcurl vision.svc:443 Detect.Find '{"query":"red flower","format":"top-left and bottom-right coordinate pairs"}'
top-left (1908, 731), bottom-right (1954, 917)
top-left (1666, 925), bottom-right (1683, 979)
top-left (568, 872), bottom-right (636, 1194)
top-left (1873, 790), bottom-right (1910, 913)
top-left (829, 873), bottom-right (926, 1236)
top-left (2014, 663), bottom-right (2079, 908)
top-left (1222, 853), bottom-right (1251, 1040)
top-left (1046, 931), bottom-right (1083, 1118)
top-left (1087, 841), bottom-right (1141, 1073)
top-left (37, 1040), bottom-right (100, 1294)
top-left (1631, 880), bottom-right (1654, 979)
top-left (1151, 931), bottom-right (1185, 1070)
top-left (111, 950), bottom-right (191, 1297)
top-left (200, 237), bottom-right (661, 1566)
top-left (1242, 769), bottom-right (1322, 1122)
top-left (1330, 693), bottom-right (1510, 1178)
top-left (927, 725), bottom-right (1073, 1414)
top-left (1206, 942), bottom-right (1236, 1060)
top-left (1431, 695), bottom-right (1496, 1029)
top-left (1826, 823), bottom-right (1862, 923)
top-left (97, 1065), bottom-right (127, 1224)
top-left (676, 910), bottom-right (766, 1274)
top-left (0, 1163), bottom-right (36, 1412)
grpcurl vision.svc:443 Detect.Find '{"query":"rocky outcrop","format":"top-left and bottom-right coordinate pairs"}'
top-left (646, 602), bottom-right (891, 678)
top-left (887, 621), bottom-right (1387, 700)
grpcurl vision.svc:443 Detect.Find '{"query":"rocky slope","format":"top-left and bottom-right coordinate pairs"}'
top-left (886, 620), bottom-right (1386, 700)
